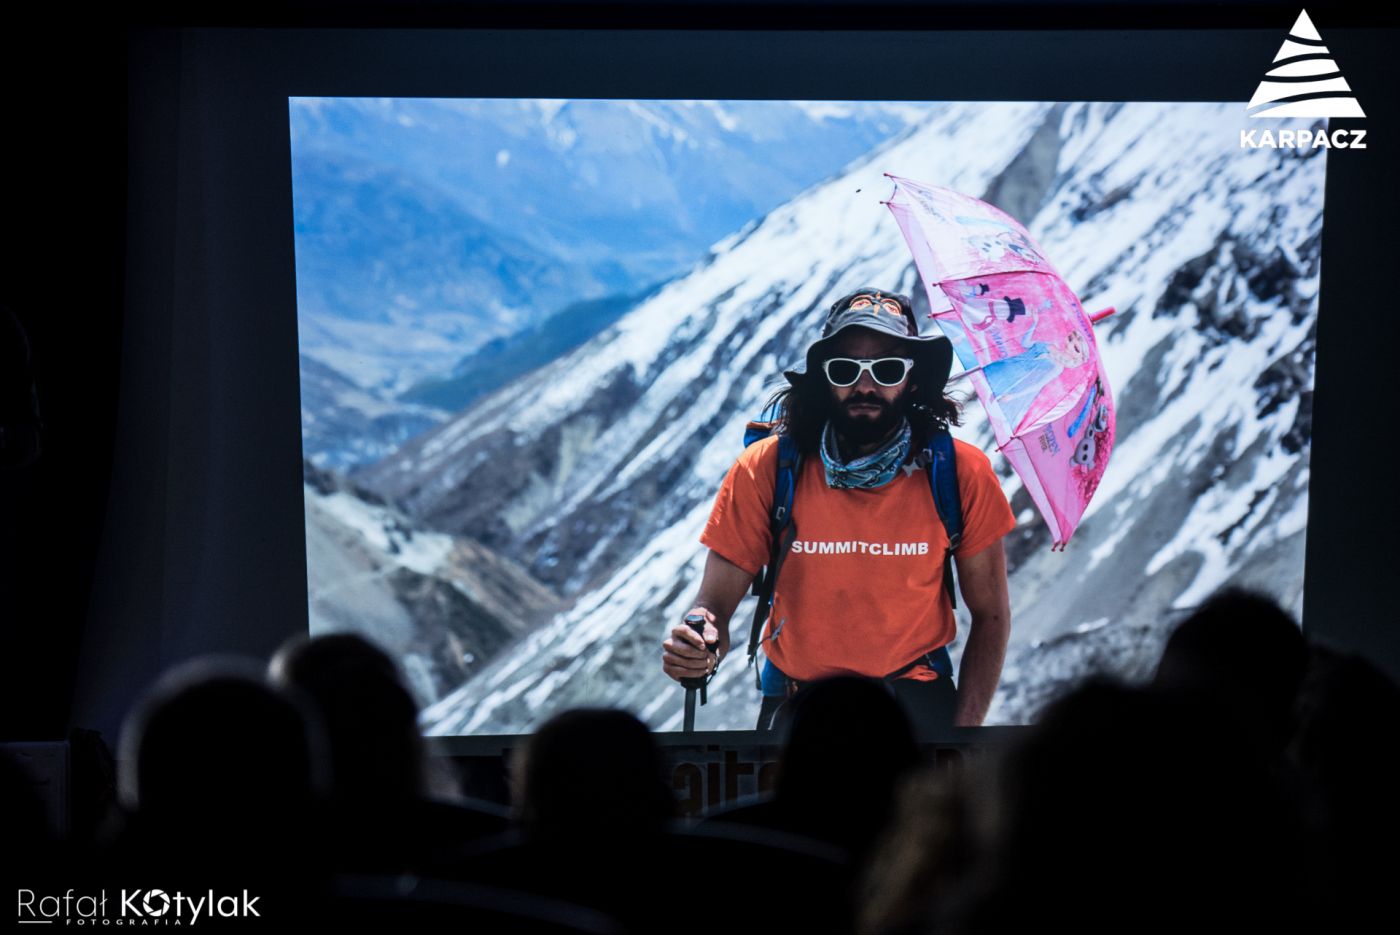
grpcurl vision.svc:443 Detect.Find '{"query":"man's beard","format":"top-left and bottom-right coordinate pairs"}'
top-left (832, 393), bottom-right (906, 448)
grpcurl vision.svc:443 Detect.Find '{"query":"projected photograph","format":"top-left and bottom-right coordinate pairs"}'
top-left (291, 98), bottom-right (1323, 733)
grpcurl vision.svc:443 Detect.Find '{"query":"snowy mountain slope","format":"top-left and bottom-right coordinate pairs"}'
top-left (303, 462), bottom-right (563, 706)
top-left (360, 100), bottom-right (1323, 732)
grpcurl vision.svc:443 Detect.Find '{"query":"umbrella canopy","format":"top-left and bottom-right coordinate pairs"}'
top-left (884, 174), bottom-right (1116, 549)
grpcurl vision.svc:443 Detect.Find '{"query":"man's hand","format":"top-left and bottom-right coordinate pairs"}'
top-left (662, 550), bottom-right (752, 683)
top-left (662, 606), bottom-right (728, 683)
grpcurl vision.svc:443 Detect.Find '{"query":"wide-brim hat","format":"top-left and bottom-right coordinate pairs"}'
top-left (783, 286), bottom-right (953, 391)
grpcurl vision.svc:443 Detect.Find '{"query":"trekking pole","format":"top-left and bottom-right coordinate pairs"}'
top-left (680, 613), bottom-right (711, 733)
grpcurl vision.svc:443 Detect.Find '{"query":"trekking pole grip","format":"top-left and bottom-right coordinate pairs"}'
top-left (680, 613), bottom-right (712, 691)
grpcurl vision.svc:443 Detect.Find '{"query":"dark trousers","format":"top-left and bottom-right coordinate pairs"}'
top-left (756, 675), bottom-right (958, 741)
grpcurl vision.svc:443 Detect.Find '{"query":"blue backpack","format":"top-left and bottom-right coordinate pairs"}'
top-left (740, 409), bottom-right (964, 690)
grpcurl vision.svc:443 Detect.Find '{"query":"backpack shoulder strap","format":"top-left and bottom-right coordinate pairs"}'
top-left (924, 429), bottom-right (962, 610)
top-left (772, 433), bottom-right (800, 529)
top-left (746, 434), bottom-right (800, 687)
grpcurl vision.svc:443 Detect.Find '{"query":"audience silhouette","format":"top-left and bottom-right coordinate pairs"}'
top-left (98, 655), bottom-right (328, 915)
top-left (512, 707), bottom-right (677, 840)
top-left (269, 632), bottom-right (508, 874)
top-left (705, 675), bottom-right (920, 862)
top-left (1153, 587), bottom-right (1309, 762)
top-left (9, 588), bottom-right (1393, 933)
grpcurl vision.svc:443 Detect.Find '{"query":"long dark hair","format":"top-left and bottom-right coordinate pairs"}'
top-left (765, 360), bottom-right (964, 456)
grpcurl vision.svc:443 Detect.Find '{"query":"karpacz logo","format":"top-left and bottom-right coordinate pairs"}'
top-left (1243, 10), bottom-right (1366, 150)
top-left (17, 888), bottom-right (261, 925)
top-left (1240, 128), bottom-right (1366, 150)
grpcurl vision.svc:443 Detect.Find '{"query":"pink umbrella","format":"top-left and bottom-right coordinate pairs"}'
top-left (884, 175), bottom-right (1116, 549)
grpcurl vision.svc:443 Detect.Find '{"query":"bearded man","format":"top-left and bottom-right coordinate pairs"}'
top-left (661, 287), bottom-right (1016, 734)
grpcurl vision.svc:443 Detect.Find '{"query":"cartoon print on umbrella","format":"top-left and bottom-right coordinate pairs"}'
top-left (963, 226), bottom-right (1048, 268)
top-left (981, 313), bottom-right (1093, 432)
top-left (883, 174), bottom-right (1117, 548)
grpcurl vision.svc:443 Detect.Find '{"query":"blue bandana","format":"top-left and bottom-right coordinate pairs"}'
top-left (819, 417), bottom-right (912, 489)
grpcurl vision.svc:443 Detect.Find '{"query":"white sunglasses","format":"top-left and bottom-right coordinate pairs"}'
top-left (821, 357), bottom-right (915, 387)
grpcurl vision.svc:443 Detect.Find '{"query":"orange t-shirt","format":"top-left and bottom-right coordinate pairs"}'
top-left (700, 434), bottom-right (1016, 683)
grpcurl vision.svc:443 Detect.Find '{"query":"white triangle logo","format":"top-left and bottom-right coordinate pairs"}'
top-left (1248, 10), bottom-right (1365, 118)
